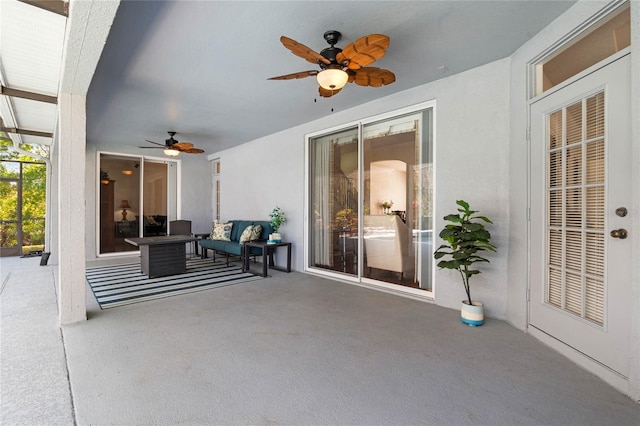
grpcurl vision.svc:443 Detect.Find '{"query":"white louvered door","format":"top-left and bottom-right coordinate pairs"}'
top-left (530, 55), bottom-right (631, 377)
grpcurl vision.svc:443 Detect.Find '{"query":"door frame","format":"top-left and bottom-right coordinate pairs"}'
top-left (526, 46), bottom-right (635, 396)
top-left (95, 151), bottom-right (182, 258)
top-left (303, 100), bottom-right (436, 300)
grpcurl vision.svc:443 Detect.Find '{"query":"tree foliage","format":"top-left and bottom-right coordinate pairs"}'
top-left (0, 155), bottom-right (47, 250)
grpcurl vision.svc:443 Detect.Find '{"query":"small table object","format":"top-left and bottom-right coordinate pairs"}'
top-left (125, 235), bottom-right (199, 278)
top-left (243, 241), bottom-right (292, 277)
top-left (193, 233), bottom-right (210, 257)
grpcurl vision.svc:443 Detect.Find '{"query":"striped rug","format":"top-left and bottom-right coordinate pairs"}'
top-left (86, 258), bottom-right (262, 309)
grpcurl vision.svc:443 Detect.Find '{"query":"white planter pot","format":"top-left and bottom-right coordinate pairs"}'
top-left (269, 232), bottom-right (282, 243)
top-left (461, 300), bottom-right (484, 327)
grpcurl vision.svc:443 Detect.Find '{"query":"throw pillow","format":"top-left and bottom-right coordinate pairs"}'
top-left (250, 224), bottom-right (262, 241)
top-left (210, 222), bottom-right (232, 241)
top-left (238, 225), bottom-right (255, 244)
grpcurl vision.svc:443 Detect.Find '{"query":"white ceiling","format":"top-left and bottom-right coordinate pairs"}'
top-left (1, 0), bottom-right (579, 155)
top-left (0, 0), bottom-right (66, 146)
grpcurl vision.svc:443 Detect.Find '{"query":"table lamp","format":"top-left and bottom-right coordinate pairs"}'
top-left (119, 200), bottom-right (131, 221)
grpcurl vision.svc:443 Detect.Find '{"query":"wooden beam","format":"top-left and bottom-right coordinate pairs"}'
top-left (0, 85), bottom-right (57, 104)
top-left (0, 126), bottom-right (53, 139)
top-left (18, 0), bottom-right (68, 17)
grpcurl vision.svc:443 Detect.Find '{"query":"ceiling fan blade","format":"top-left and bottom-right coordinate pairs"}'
top-left (337, 34), bottom-right (390, 70)
top-left (268, 70), bottom-right (318, 80)
top-left (318, 86), bottom-right (341, 98)
top-left (138, 146), bottom-right (164, 149)
top-left (351, 67), bottom-right (396, 87)
top-left (173, 142), bottom-right (194, 150)
top-left (280, 36), bottom-right (331, 65)
top-left (145, 139), bottom-right (166, 147)
top-left (182, 147), bottom-right (205, 154)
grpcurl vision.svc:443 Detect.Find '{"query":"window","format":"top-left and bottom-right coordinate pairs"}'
top-left (535, 4), bottom-right (630, 96)
top-left (212, 160), bottom-right (221, 223)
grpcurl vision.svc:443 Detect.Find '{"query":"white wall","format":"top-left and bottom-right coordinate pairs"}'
top-left (211, 57), bottom-right (511, 318)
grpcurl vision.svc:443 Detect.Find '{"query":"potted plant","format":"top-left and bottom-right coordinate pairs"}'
top-left (434, 200), bottom-right (496, 326)
top-left (380, 199), bottom-right (394, 215)
top-left (268, 206), bottom-right (286, 243)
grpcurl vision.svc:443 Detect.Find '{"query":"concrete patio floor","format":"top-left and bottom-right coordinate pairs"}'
top-left (1, 255), bottom-right (639, 425)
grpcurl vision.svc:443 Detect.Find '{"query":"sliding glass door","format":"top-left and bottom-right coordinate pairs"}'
top-left (98, 153), bottom-right (178, 255)
top-left (308, 127), bottom-right (359, 275)
top-left (307, 104), bottom-right (434, 293)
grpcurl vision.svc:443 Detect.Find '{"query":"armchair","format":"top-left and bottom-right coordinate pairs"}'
top-left (363, 215), bottom-right (414, 278)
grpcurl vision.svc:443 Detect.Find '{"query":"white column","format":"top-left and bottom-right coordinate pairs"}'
top-left (57, 92), bottom-right (87, 325)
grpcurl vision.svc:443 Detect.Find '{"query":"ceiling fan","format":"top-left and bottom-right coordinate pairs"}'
top-left (268, 30), bottom-right (395, 98)
top-left (139, 131), bottom-right (205, 156)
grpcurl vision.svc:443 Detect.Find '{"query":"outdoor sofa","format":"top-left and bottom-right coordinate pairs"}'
top-left (199, 220), bottom-right (273, 265)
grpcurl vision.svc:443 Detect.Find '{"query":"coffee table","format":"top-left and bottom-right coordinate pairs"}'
top-left (125, 235), bottom-right (199, 278)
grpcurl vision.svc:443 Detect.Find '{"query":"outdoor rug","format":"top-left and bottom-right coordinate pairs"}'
top-left (86, 258), bottom-right (262, 309)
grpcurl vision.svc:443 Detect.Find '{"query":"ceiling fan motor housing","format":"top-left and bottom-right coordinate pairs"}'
top-left (319, 47), bottom-right (343, 69)
top-left (319, 30), bottom-right (345, 70)
top-left (166, 131), bottom-right (178, 147)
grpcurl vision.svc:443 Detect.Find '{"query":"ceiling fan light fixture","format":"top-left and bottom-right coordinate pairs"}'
top-left (164, 147), bottom-right (180, 157)
top-left (317, 68), bottom-right (348, 90)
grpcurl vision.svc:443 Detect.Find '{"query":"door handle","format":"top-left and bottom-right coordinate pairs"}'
top-left (610, 229), bottom-right (628, 239)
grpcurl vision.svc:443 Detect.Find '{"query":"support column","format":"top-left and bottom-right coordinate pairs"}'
top-left (57, 92), bottom-right (87, 325)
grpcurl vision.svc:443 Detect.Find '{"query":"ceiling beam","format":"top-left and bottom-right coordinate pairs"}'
top-left (0, 126), bottom-right (53, 139)
top-left (18, 0), bottom-right (69, 17)
top-left (0, 85), bottom-right (57, 104)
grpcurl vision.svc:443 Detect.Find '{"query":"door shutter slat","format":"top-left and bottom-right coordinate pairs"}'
top-left (566, 102), bottom-right (583, 145)
top-left (545, 91), bottom-right (606, 326)
top-left (585, 277), bottom-right (604, 325)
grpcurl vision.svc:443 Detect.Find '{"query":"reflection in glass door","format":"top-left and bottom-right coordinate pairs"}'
top-left (307, 105), bottom-right (433, 292)
top-left (98, 154), bottom-right (178, 255)
top-left (308, 127), bottom-right (359, 275)
top-left (363, 112), bottom-right (432, 290)
top-left (99, 154), bottom-right (141, 253)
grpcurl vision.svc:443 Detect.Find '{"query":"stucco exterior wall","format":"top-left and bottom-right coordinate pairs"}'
top-left (84, 142), bottom-right (212, 262)
top-left (210, 57), bottom-right (511, 319)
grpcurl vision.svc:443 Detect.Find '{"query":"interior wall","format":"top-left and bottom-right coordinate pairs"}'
top-left (210, 57), bottom-right (511, 318)
top-left (84, 143), bottom-right (212, 261)
top-left (370, 161), bottom-right (407, 213)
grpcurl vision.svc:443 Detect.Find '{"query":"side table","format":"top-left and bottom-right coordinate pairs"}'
top-left (243, 241), bottom-right (292, 277)
top-left (192, 233), bottom-right (210, 257)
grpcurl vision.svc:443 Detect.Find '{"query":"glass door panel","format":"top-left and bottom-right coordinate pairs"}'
top-left (1, 160), bottom-right (47, 256)
top-left (99, 154), bottom-right (141, 254)
top-left (306, 107), bottom-right (433, 292)
top-left (142, 160), bottom-right (170, 237)
top-left (21, 163), bottom-right (46, 254)
top-left (308, 127), bottom-right (359, 275)
top-left (362, 113), bottom-right (426, 288)
top-left (0, 179), bottom-right (20, 256)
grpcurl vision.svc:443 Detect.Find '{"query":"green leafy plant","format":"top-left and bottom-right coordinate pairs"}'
top-left (335, 208), bottom-right (357, 233)
top-left (434, 200), bottom-right (496, 305)
top-left (269, 206), bottom-right (287, 232)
